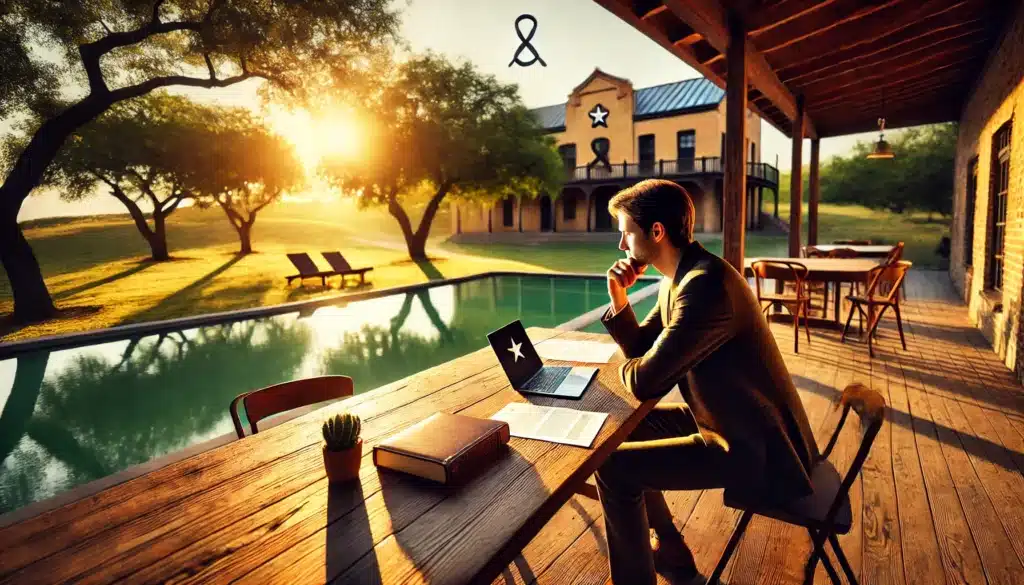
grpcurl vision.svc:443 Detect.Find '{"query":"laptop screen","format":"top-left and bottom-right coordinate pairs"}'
top-left (486, 320), bottom-right (544, 388)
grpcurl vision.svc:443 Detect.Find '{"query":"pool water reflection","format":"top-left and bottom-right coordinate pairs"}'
top-left (0, 275), bottom-right (615, 515)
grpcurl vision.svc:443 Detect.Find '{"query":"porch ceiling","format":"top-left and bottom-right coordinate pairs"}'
top-left (593, 0), bottom-right (1019, 138)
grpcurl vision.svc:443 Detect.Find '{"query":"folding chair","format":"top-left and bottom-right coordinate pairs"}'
top-left (751, 260), bottom-right (812, 353)
top-left (841, 261), bottom-right (912, 358)
top-left (708, 382), bottom-right (886, 585)
top-left (230, 375), bottom-right (355, 438)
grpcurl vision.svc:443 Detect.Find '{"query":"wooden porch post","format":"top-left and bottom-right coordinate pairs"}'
top-left (722, 14), bottom-right (747, 271)
top-left (757, 187), bottom-right (763, 229)
top-left (808, 137), bottom-right (820, 246)
top-left (586, 189), bottom-right (593, 232)
top-left (517, 196), bottom-right (523, 233)
top-left (788, 95), bottom-right (805, 257)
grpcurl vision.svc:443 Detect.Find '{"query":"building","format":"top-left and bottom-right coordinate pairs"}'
top-left (448, 68), bottom-right (779, 238)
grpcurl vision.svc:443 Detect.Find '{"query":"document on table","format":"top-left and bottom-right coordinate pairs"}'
top-left (490, 402), bottom-right (609, 448)
top-left (535, 339), bottom-right (620, 363)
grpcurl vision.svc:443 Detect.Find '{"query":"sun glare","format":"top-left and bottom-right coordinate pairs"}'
top-left (266, 105), bottom-right (365, 172)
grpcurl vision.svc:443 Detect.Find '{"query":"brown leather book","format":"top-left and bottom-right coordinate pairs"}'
top-left (372, 412), bottom-right (511, 485)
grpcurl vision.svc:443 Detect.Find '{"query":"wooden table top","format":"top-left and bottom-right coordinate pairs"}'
top-left (744, 257), bottom-right (886, 281)
top-left (0, 328), bottom-right (651, 585)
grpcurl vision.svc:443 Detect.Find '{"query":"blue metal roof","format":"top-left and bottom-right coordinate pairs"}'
top-left (529, 77), bottom-right (723, 131)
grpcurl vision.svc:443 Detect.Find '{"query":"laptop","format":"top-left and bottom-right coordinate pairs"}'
top-left (486, 320), bottom-right (598, 398)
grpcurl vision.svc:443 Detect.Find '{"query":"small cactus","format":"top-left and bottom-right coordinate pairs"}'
top-left (322, 412), bottom-right (361, 451)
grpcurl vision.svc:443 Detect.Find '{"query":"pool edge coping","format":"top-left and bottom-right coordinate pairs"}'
top-left (0, 270), bottom-right (660, 358)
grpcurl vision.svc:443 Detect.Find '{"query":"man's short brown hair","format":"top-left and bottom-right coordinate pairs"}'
top-left (607, 179), bottom-right (695, 248)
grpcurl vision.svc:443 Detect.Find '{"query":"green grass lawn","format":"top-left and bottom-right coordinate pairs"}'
top-left (1, 198), bottom-right (948, 342)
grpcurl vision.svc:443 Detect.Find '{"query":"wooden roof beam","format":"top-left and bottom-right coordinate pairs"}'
top-left (660, 0), bottom-right (817, 138)
top-left (820, 103), bottom-right (959, 136)
top-left (752, 0), bottom-right (903, 54)
top-left (809, 53), bottom-right (982, 107)
top-left (775, 2), bottom-right (986, 83)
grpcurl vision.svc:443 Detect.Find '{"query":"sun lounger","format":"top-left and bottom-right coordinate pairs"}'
top-left (321, 251), bottom-right (373, 287)
top-left (285, 253), bottom-right (338, 287)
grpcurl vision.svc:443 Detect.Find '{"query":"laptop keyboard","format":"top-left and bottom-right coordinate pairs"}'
top-left (523, 367), bottom-right (571, 393)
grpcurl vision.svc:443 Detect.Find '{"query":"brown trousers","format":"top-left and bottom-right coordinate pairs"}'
top-left (595, 403), bottom-right (734, 585)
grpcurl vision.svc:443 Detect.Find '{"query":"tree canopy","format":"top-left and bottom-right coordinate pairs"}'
top-left (819, 123), bottom-right (956, 218)
top-left (318, 52), bottom-right (566, 259)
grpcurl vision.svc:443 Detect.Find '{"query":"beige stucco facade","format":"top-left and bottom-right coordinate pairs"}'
top-left (449, 69), bottom-right (771, 237)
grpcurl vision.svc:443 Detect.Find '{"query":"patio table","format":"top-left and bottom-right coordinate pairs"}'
top-left (0, 328), bottom-right (650, 585)
top-left (744, 257), bottom-right (884, 323)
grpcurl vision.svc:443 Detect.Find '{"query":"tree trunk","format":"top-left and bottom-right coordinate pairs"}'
top-left (237, 221), bottom-right (253, 255)
top-left (0, 209), bottom-right (55, 322)
top-left (0, 95), bottom-right (111, 322)
top-left (149, 212), bottom-right (169, 261)
top-left (406, 232), bottom-right (428, 260)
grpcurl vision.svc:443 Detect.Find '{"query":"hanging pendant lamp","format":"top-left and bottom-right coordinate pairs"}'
top-left (867, 117), bottom-right (895, 159)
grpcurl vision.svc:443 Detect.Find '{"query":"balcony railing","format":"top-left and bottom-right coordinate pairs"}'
top-left (565, 157), bottom-right (779, 186)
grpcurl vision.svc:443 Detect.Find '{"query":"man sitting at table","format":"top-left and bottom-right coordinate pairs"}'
top-left (598, 179), bottom-right (819, 585)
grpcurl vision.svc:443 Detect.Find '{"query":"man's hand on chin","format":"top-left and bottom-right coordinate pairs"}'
top-left (607, 257), bottom-right (647, 314)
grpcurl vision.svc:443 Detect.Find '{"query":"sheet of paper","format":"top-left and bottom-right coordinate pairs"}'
top-left (490, 403), bottom-right (609, 448)
top-left (535, 339), bottom-right (620, 363)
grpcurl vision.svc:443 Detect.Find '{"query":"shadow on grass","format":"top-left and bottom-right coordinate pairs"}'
top-left (54, 260), bottom-right (157, 301)
top-left (414, 258), bottom-right (446, 281)
top-left (120, 254), bottom-right (245, 325)
top-left (0, 305), bottom-right (103, 341)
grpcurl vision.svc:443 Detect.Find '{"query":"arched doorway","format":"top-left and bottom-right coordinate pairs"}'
top-left (592, 185), bottom-right (619, 231)
top-left (540, 195), bottom-right (553, 232)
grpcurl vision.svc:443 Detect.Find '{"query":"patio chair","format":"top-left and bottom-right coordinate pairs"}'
top-left (884, 242), bottom-right (907, 301)
top-left (707, 382), bottom-right (886, 585)
top-left (285, 253), bottom-right (338, 287)
top-left (230, 375), bottom-right (355, 438)
top-left (841, 261), bottom-right (912, 358)
top-left (800, 247), bottom-right (830, 319)
top-left (828, 248), bottom-right (862, 313)
top-left (321, 251), bottom-right (374, 287)
top-left (751, 260), bottom-right (812, 354)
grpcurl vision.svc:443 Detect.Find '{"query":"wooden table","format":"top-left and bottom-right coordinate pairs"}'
top-left (0, 329), bottom-right (650, 585)
top-left (744, 257), bottom-right (884, 323)
top-left (809, 244), bottom-right (895, 258)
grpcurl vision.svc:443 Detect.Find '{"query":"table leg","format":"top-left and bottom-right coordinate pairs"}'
top-left (834, 282), bottom-right (841, 323)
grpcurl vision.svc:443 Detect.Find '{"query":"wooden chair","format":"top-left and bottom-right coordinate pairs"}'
top-left (841, 261), bottom-right (912, 358)
top-left (707, 383), bottom-right (886, 585)
top-left (230, 375), bottom-right (355, 439)
top-left (321, 251), bottom-right (374, 287)
top-left (883, 242), bottom-right (907, 301)
top-left (751, 260), bottom-right (812, 353)
top-left (827, 247), bottom-right (861, 313)
top-left (285, 253), bottom-right (338, 287)
top-left (801, 246), bottom-right (830, 319)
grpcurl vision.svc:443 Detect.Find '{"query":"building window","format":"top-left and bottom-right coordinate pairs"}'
top-left (677, 130), bottom-right (695, 170)
top-left (502, 196), bottom-right (514, 227)
top-left (558, 144), bottom-right (576, 171)
top-left (986, 121), bottom-right (1012, 290)
top-left (638, 134), bottom-right (655, 173)
top-left (563, 192), bottom-right (577, 220)
top-left (965, 157), bottom-right (978, 267)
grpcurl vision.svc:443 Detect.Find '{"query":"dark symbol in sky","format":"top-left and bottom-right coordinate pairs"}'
top-left (589, 104), bottom-right (609, 128)
top-left (588, 138), bottom-right (612, 172)
top-left (509, 14), bottom-right (546, 67)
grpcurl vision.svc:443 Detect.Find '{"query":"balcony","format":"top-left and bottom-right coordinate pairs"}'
top-left (565, 157), bottom-right (779, 188)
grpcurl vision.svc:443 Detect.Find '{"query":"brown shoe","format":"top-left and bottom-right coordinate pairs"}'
top-left (651, 530), bottom-right (698, 581)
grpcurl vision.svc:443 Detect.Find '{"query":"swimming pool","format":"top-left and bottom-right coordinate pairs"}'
top-left (0, 273), bottom-right (645, 516)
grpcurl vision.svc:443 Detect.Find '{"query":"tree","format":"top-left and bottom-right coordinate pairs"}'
top-left (43, 93), bottom-right (217, 261)
top-left (187, 109), bottom-right (304, 254)
top-left (319, 53), bottom-right (565, 260)
top-left (819, 123), bottom-right (956, 218)
top-left (0, 0), bottom-right (399, 323)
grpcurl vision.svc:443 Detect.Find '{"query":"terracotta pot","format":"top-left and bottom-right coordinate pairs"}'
top-left (323, 438), bottom-right (362, 484)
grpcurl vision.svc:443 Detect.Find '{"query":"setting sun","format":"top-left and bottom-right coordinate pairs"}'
top-left (266, 105), bottom-right (366, 172)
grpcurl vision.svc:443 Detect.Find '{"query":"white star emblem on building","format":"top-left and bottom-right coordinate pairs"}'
top-left (589, 104), bottom-right (609, 127)
top-left (508, 339), bottom-right (525, 362)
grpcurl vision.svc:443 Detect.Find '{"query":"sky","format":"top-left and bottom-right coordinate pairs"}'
top-left (14, 0), bottom-right (895, 222)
